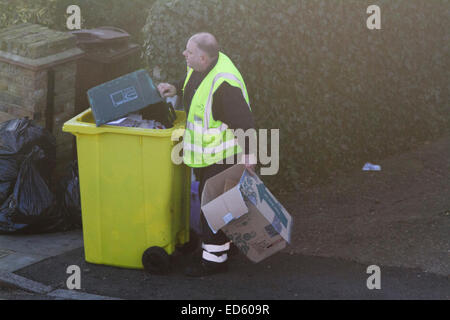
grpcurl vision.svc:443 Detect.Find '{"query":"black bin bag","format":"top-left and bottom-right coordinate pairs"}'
top-left (0, 157), bottom-right (19, 203)
top-left (56, 160), bottom-right (82, 230)
top-left (11, 147), bottom-right (55, 224)
top-left (138, 101), bottom-right (177, 129)
top-left (0, 118), bottom-right (83, 234)
top-left (0, 118), bottom-right (56, 160)
top-left (0, 147), bottom-right (59, 234)
top-left (0, 117), bottom-right (56, 205)
top-left (0, 118), bottom-right (60, 234)
top-left (0, 118), bottom-right (56, 181)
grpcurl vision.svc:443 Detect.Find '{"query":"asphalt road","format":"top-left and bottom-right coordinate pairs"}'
top-left (4, 247), bottom-right (449, 300)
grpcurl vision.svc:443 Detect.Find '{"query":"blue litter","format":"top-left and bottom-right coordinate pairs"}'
top-left (363, 163), bottom-right (382, 171)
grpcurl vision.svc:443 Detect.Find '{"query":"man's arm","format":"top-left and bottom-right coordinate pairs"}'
top-left (212, 82), bottom-right (257, 169)
top-left (173, 78), bottom-right (185, 96)
top-left (213, 82), bottom-right (254, 132)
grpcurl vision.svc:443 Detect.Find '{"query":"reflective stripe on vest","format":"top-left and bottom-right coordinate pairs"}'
top-left (186, 120), bottom-right (228, 136)
top-left (184, 138), bottom-right (238, 155)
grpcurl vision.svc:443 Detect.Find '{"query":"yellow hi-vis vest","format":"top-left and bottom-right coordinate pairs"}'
top-left (182, 52), bottom-right (251, 168)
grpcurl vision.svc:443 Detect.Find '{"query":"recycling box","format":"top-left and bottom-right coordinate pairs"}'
top-left (201, 164), bottom-right (293, 263)
top-left (63, 108), bottom-right (190, 269)
top-left (87, 69), bottom-right (163, 127)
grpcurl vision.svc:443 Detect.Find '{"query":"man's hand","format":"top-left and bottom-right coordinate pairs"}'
top-left (157, 83), bottom-right (177, 98)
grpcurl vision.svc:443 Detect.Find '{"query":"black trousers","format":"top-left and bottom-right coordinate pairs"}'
top-left (194, 162), bottom-right (235, 245)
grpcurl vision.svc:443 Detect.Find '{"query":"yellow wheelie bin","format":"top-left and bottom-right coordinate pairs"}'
top-left (63, 109), bottom-right (190, 270)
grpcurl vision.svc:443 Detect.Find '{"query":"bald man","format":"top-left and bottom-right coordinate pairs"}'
top-left (158, 33), bottom-right (255, 277)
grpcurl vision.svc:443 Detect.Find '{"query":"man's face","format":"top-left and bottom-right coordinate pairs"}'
top-left (183, 39), bottom-right (206, 72)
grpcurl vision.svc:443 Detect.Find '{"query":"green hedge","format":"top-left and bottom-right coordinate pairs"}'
top-left (143, 0), bottom-right (450, 191)
top-left (0, 0), bottom-right (59, 28)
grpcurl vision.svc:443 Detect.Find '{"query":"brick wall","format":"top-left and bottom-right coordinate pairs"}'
top-left (0, 23), bottom-right (83, 165)
top-left (0, 62), bottom-right (46, 124)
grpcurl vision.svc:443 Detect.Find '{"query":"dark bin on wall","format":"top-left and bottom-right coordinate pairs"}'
top-left (71, 26), bottom-right (140, 114)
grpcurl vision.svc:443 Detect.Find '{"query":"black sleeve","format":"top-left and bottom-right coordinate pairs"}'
top-left (212, 82), bottom-right (255, 154)
top-left (212, 82), bottom-right (254, 131)
top-left (173, 75), bottom-right (186, 96)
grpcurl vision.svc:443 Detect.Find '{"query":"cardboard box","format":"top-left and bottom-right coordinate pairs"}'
top-left (201, 164), bottom-right (293, 263)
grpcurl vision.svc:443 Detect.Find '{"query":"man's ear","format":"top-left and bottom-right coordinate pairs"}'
top-left (200, 54), bottom-right (208, 64)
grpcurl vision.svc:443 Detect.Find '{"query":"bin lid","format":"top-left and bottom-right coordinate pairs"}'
top-left (70, 26), bottom-right (139, 62)
top-left (70, 26), bottom-right (130, 45)
top-left (87, 69), bottom-right (164, 127)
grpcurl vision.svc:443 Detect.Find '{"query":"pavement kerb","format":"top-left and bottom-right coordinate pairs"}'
top-left (0, 271), bottom-right (121, 300)
top-left (0, 271), bottom-right (53, 294)
top-left (47, 289), bottom-right (122, 300)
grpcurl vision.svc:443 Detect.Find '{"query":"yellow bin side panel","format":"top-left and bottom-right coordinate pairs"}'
top-left (77, 131), bottom-right (189, 269)
top-left (172, 157), bottom-right (191, 245)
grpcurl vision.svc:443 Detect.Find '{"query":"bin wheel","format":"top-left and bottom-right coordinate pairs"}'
top-left (142, 246), bottom-right (171, 275)
top-left (176, 229), bottom-right (200, 255)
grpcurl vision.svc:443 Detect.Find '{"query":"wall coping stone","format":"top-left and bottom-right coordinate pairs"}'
top-left (0, 47), bottom-right (84, 71)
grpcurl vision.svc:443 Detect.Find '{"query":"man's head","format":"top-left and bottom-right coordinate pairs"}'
top-left (183, 32), bottom-right (219, 72)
